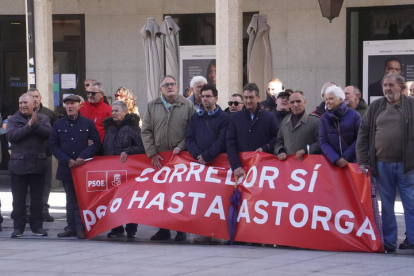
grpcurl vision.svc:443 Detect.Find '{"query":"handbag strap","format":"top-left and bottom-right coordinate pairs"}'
top-left (334, 122), bottom-right (349, 148)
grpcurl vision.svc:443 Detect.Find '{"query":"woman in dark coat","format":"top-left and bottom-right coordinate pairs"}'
top-left (319, 86), bottom-right (361, 167)
top-left (103, 101), bottom-right (144, 238)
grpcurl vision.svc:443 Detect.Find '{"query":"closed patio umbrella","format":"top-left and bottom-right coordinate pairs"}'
top-left (247, 14), bottom-right (274, 99)
top-left (160, 16), bottom-right (181, 84)
top-left (141, 18), bottom-right (164, 101)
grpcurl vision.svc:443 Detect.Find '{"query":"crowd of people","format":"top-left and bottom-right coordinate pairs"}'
top-left (0, 72), bottom-right (413, 253)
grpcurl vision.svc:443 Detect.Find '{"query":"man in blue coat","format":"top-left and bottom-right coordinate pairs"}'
top-left (186, 84), bottom-right (229, 242)
top-left (49, 95), bottom-right (101, 239)
top-left (186, 84), bottom-right (229, 165)
top-left (226, 83), bottom-right (278, 177)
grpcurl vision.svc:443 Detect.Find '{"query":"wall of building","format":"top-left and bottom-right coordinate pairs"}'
top-left (1, 0), bottom-right (414, 113)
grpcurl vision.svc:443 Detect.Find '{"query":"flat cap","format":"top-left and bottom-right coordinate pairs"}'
top-left (63, 94), bottom-right (81, 103)
top-left (277, 91), bottom-right (292, 99)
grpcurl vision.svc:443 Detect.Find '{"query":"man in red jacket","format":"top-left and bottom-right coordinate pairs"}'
top-left (80, 81), bottom-right (112, 141)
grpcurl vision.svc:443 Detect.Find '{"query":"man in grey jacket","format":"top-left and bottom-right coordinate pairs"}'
top-left (274, 91), bottom-right (320, 161)
top-left (141, 75), bottom-right (195, 242)
top-left (6, 94), bottom-right (52, 238)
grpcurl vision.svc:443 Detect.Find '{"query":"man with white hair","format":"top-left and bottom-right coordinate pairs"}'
top-left (344, 86), bottom-right (368, 117)
top-left (49, 95), bottom-right (101, 239)
top-left (187, 76), bottom-right (207, 112)
top-left (261, 78), bottom-right (284, 111)
top-left (313, 81), bottom-right (338, 117)
top-left (6, 94), bottom-right (52, 238)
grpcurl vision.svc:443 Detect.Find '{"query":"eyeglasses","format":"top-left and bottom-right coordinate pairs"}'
top-left (201, 95), bottom-right (214, 98)
top-left (228, 101), bottom-right (242, 106)
top-left (161, 82), bottom-right (177, 88)
top-left (85, 84), bottom-right (90, 87)
top-left (87, 91), bottom-right (101, 96)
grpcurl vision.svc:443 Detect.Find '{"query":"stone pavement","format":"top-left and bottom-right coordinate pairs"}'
top-left (0, 191), bottom-right (413, 276)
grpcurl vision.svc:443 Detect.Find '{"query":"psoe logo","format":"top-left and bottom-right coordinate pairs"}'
top-left (108, 170), bottom-right (127, 187)
top-left (86, 171), bottom-right (108, 192)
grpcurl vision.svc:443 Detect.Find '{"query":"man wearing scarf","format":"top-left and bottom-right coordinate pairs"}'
top-left (141, 75), bottom-right (195, 242)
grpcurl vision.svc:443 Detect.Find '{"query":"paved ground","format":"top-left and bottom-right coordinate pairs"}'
top-left (0, 191), bottom-right (413, 275)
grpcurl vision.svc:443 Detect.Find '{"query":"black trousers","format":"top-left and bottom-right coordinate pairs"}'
top-left (11, 173), bottom-right (45, 231)
top-left (112, 223), bottom-right (138, 234)
top-left (26, 156), bottom-right (52, 215)
top-left (62, 179), bottom-right (84, 231)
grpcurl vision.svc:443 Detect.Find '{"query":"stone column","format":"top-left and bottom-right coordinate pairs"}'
top-left (33, 0), bottom-right (58, 189)
top-left (33, 0), bottom-right (54, 108)
top-left (216, 0), bottom-right (243, 108)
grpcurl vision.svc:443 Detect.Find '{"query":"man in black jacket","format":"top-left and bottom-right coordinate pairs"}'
top-left (27, 88), bottom-right (57, 222)
top-left (227, 83), bottom-right (278, 178)
top-left (273, 91), bottom-right (291, 133)
top-left (6, 94), bottom-right (52, 238)
top-left (260, 78), bottom-right (283, 112)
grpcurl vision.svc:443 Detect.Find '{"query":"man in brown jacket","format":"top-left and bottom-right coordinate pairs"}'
top-left (141, 75), bottom-right (195, 242)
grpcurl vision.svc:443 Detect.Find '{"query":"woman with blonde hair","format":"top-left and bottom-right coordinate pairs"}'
top-left (115, 87), bottom-right (140, 116)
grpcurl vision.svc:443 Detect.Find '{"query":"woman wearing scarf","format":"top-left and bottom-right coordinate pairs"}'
top-left (319, 86), bottom-right (361, 167)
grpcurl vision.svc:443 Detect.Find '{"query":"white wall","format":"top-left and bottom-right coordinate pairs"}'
top-left (2, 0), bottom-right (414, 113)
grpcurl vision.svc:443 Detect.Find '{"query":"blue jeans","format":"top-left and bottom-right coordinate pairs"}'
top-left (377, 161), bottom-right (414, 248)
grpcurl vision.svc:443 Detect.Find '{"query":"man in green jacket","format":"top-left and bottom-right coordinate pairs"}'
top-left (357, 73), bottom-right (414, 253)
top-left (141, 75), bottom-right (195, 242)
top-left (344, 86), bottom-right (368, 117)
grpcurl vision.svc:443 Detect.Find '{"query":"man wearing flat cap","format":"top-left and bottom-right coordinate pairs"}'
top-left (49, 95), bottom-right (101, 239)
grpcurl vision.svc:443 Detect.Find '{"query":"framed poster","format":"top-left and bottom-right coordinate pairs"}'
top-left (363, 40), bottom-right (414, 104)
top-left (179, 46), bottom-right (216, 95)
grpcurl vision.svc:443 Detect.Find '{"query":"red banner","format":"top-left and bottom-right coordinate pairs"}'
top-left (72, 152), bottom-right (383, 252)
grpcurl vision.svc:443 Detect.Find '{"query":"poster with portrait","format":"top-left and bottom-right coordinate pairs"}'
top-left (179, 46), bottom-right (216, 95)
top-left (363, 40), bottom-right (414, 104)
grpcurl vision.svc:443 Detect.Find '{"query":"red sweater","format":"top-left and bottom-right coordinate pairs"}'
top-left (79, 99), bottom-right (112, 142)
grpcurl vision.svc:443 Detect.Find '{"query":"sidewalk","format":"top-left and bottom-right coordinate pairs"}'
top-left (0, 191), bottom-right (413, 276)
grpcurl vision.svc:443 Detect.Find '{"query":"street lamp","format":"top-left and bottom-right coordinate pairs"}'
top-left (318, 0), bottom-right (344, 23)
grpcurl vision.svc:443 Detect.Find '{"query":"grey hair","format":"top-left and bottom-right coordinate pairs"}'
top-left (190, 76), bottom-right (207, 88)
top-left (349, 86), bottom-right (361, 95)
top-left (325, 86), bottom-right (345, 101)
top-left (320, 81), bottom-right (338, 98)
top-left (19, 93), bottom-right (34, 102)
top-left (27, 88), bottom-right (40, 94)
top-left (381, 73), bottom-right (406, 88)
top-left (90, 81), bottom-right (105, 94)
top-left (112, 100), bottom-right (128, 112)
top-left (292, 90), bottom-right (306, 100)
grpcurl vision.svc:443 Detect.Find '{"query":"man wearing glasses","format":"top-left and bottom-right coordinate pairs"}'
top-left (186, 84), bottom-right (229, 243)
top-left (226, 93), bottom-right (244, 114)
top-left (226, 83), bottom-right (278, 178)
top-left (80, 81), bottom-right (112, 141)
top-left (141, 75), bottom-right (195, 242)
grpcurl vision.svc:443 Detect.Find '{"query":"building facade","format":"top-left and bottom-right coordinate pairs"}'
top-left (1, 0), bottom-right (414, 172)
